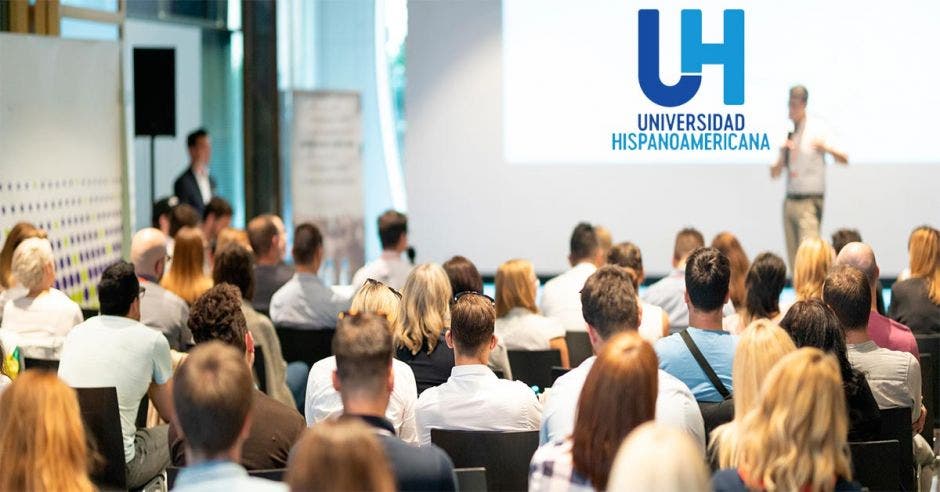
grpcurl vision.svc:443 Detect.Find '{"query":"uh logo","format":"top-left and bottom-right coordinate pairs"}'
top-left (638, 9), bottom-right (744, 107)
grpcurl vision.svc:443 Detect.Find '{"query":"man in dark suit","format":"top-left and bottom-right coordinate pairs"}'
top-left (173, 128), bottom-right (215, 216)
top-left (333, 312), bottom-right (457, 492)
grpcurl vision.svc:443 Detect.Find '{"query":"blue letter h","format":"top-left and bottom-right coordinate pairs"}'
top-left (681, 9), bottom-right (745, 105)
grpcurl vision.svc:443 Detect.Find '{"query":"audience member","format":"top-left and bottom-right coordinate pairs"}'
top-left (655, 247), bottom-right (738, 403)
top-left (351, 210), bottom-right (413, 290)
top-left (541, 222), bottom-right (603, 332)
top-left (306, 279), bottom-right (419, 443)
top-left (722, 252), bottom-right (787, 334)
top-left (0, 371), bottom-right (94, 492)
top-left (394, 263), bottom-right (456, 393)
top-left (0, 222), bottom-right (47, 310)
top-left (173, 128), bottom-right (215, 217)
top-left (594, 225), bottom-right (613, 260)
top-left (151, 196), bottom-right (178, 236)
top-left (270, 223), bottom-right (349, 328)
top-left (171, 342), bottom-right (285, 491)
top-left (712, 232), bottom-right (750, 313)
top-left (285, 418), bottom-right (395, 492)
top-left (247, 214), bottom-right (294, 312)
top-left (831, 228), bottom-right (862, 254)
top-left (495, 258), bottom-right (569, 366)
top-left (58, 261), bottom-right (173, 489)
top-left (530, 331), bottom-right (658, 491)
top-left (1, 237), bottom-right (82, 359)
top-left (793, 236), bottom-right (834, 301)
top-left (779, 299), bottom-right (882, 441)
top-left (213, 244), bottom-right (295, 408)
top-left (607, 242), bottom-right (670, 340)
top-left (415, 291), bottom-right (540, 445)
top-left (823, 266), bottom-right (925, 432)
top-left (541, 265), bottom-right (704, 448)
top-left (130, 228), bottom-right (192, 351)
top-left (711, 348), bottom-right (858, 492)
top-left (161, 226), bottom-right (213, 305)
top-left (836, 242), bottom-right (919, 356)
top-left (170, 284), bottom-right (304, 470)
top-left (889, 225), bottom-right (940, 334)
top-left (213, 227), bottom-right (251, 258)
top-left (332, 312), bottom-right (456, 491)
top-left (608, 422), bottom-right (710, 492)
top-left (709, 320), bottom-right (796, 468)
top-left (168, 203), bottom-right (201, 243)
top-left (202, 196), bottom-right (233, 245)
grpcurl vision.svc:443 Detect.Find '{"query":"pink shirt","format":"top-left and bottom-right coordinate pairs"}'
top-left (868, 311), bottom-right (919, 358)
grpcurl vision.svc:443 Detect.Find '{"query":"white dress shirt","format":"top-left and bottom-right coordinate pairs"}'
top-left (0, 288), bottom-right (83, 359)
top-left (638, 301), bottom-right (666, 342)
top-left (540, 356), bottom-right (705, 450)
top-left (194, 166), bottom-right (212, 205)
top-left (540, 263), bottom-right (597, 333)
top-left (415, 364), bottom-right (541, 445)
top-left (305, 356), bottom-right (419, 444)
top-left (351, 251), bottom-right (414, 290)
top-left (269, 273), bottom-right (350, 328)
top-left (495, 307), bottom-right (565, 351)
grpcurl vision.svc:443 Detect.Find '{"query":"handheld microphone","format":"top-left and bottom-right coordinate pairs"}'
top-left (784, 131), bottom-right (794, 168)
top-left (406, 246), bottom-right (416, 265)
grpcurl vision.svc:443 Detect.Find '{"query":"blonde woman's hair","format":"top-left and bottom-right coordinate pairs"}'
top-left (736, 348), bottom-right (851, 492)
top-left (351, 279), bottom-right (403, 336)
top-left (162, 226), bottom-right (213, 304)
top-left (397, 263), bottom-right (452, 355)
top-left (608, 422), bottom-right (710, 492)
top-left (793, 237), bottom-right (835, 301)
top-left (0, 371), bottom-right (94, 492)
top-left (908, 225), bottom-right (940, 305)
top-left (495, 259), bottom-right (538, 318)
top-left (710, 320), bottom-right (796, 468)
top-left (11, 237), bottom-right (54, 292)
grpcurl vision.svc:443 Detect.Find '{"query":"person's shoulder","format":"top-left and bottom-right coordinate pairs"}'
top-left (255, 390), bottom-right (305, 427)
top-left (242, 476), bottom-right (289, 491)
top-left (496, 377), bottom-right (539, 398)
top-left (654, 332), bottom-right (682, 353)
top-left (657, 369), bottom-right (695, 396)
top-left (892, 278), bottom-right (922, 294)
top-left (711, 469), bottom-right (746, 491)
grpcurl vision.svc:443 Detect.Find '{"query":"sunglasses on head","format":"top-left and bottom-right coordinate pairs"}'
top-left (452, 290), bottom-right (495, 305)
top-left (338, 309), bottom-right (391, 321)
top-left (366, 278), bottom-right (402, 299)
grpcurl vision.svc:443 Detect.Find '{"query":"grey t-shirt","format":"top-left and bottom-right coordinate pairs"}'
top-left (139, 279), bottom-right (191, 351)
top-left (848, 340), bottom-right (922, 421)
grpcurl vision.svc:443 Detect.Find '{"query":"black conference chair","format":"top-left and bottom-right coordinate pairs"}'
top-left (849, 440), bottom-right (901, 492)
top-left (431, 429), bottom-right (539, 492)
top-left (253, 344), bottom-right (268, 394)
top-left (74, 387), bottom-right (128, 490)
top-left (454, 467), bottom-right (487, 492)
top-left (22, 358), bottom-right (59, 372)
top-left (81, 308), bottom-right (97, 320)
top-left (507, 349), bottom-right (561, 392)
top-left (550, 366), bottom-right (570, 386)
top-left (274, 326), bottom-right (335, 367)
top-left (915, 334), bottom-right (940, 427)
top-left (919, 353), bottom-right (935, 447)
top-left (565, 331), bottom-right (592, 367)
top-left (876, 407), bottom-right (914, 491)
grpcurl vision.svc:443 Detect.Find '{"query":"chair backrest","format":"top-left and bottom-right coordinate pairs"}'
top-left (550, 366), bottom-right (570, 386)
top-left (565, 331), bottom-right (592, 367)
top-left (919, 352), bottom-right (935, 447)
top-left (135, 395), bottom-right (149, 429)
top-left (431, 429), bottom-right (539, 492)
top-left (454, 467), bottom-right (487, 492)
top-left (253, 343), bottom-right (268, 394)
top-left (507, 350), bottom-right (561, 392)
top-left (876, 406), bottom-right (914, 491)
top-left (916, 334), bottom-right (940, 428)
top-left (73, 387), bottom-right (126, 490)
top-left (274, 326), bottom-right (335, 366)
top-left (849, 440), bottom-right (901, 492)
top-left (23, 358), bottom-right (59, 372)
top-left (81, 308), bottom-right (97, 320)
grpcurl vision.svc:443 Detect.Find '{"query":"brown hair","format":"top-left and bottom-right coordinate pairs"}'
top-left (450, 293), bottom-right (496, 354)
top-left (286, 417), bottom-right (395, 492)
top-left (674, 227), bottom-right (705, 262)
top-left (495, 259), bottom-right (538, 317)
top-left (173, 342), bottom-right (255, 457)
top-left (572, 332), bottom-right (658, 489)
top-left (162, 226), bottom-right (213, 304)
top-left (293, 223), bottom-right (323, 265)
top-left (247, 214), bottom-right (279, 258)
top-left (378, 210), bottom-right (408, 250)
top-left (607, 241), bottom-right (644, 287)
top-left (212, 244), bottom-right (256, 301)
top-left (334, 312), bottom-right (394, 397)
top-left (188, 283), bottom-right (249, 353)
top-left (580, 265), bottom-right (639, 338)
top-left (0, 222), bottom-right (46, 289)
top-left (0, 371), bottom-right (93, 492)
top-left (822, 265), bottom-right (871, 331)
top-left (712, 232), bottom-right (749, 311)
top-left (169, 203), bottom-right (200, 238)
top-left (908, 225), bottom-right (940, 305)
top-left (442, 255), bottom-right (483, 295)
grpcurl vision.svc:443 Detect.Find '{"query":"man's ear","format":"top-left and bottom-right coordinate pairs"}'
top-left (489, 334), bottom-right (498, 350)
top-left (331, 369), bottom-right (341, 392)
top-left (444, 329), bottom-right (455, 349)
top-left (245, 331), bottom-right (256, 367)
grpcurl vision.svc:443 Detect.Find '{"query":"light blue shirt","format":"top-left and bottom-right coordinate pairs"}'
top-left (58, 315), bottom-right (172, 462)
top-left (174, 460), bottom-right (287, 492)
top-left (655, 327), bottom-right (738, 403)
top-left (269, 273), bottom-right (350, 328)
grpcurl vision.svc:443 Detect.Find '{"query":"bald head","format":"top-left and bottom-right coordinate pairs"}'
top-left (835, 242), bottom-right (879, 287)
top-left (131, 228), bottom-right (169, 280)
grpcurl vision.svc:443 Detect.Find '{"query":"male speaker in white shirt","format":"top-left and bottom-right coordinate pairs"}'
top-left (351, 210), bottom-right (413, 290)
top-left (771, 85), bottom-right (848, 271)
top-left (415, 291), bottom-right (541, 445)
top-left (540, 222), bottom-right (605, 333)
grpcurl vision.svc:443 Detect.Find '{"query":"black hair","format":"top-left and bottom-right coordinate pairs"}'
top-left (99, 261), bottom-right (140, 316)
top-left (744, 252), bottom-right (787, 320)
top-left (779, 299), bottom-right (863, 394)
top-left (152, 196), bottom-right (178, 228)
top-left (831, 228), bottom-right (862, 255)
top-left (378, 210), bottom-right (408, 250)
top-left (570, 222), bottom-right (599, 262)
top-left (203, 197), bottom-right (233, 221)
top-left (187, 128), bottom-right (209, 148)
top-left (685, 247), bottom-right (731, 312)
top-left (293, 223), bottom-right (323, 265)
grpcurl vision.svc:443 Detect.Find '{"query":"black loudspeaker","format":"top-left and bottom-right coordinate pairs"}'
top-left (133, 48), bottom-right (176, 136)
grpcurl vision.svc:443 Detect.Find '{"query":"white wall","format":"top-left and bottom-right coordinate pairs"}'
top-left (405, 1), bottom-right (940, 277)
top-left (123, 20), bottom-right (202, 231)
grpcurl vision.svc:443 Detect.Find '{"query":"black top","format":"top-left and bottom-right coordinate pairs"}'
top-left (712, 469), bottom-right (861, 492)
top-left (889, 278), bottom-right (940, 334)
top-left (395, 335), bottom-right (455, 394)
top-left (172, 167), bottom-right (215, 216)
top-left (350, 414), bottom-right (457, 492)
top-left (846, 371), bottom-right (882, 441)
top-left (169, 389), bottom-right (305, 469)
top-left (252, 262), bottom-right (296, 312)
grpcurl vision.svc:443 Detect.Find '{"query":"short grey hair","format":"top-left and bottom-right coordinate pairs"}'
top-left (11, 237), bottom-right (54, 291)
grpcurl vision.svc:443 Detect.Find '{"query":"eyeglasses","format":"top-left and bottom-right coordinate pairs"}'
top-left (452, 290), bottom-right (495, 305)
top-left (366, 278), bottom-right (402, 299)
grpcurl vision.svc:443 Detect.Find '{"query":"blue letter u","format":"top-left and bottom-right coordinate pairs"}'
top-left (638, 9), bottom-right (701, 107)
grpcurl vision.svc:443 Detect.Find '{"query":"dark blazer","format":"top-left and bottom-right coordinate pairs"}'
top-left (352, 415), bottom-right (457, 492)
top-left (173, 167), bottom-right (215, 216)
